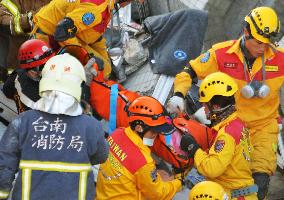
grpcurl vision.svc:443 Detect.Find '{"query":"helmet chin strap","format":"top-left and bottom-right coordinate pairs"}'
top-left (241, 35), bottom-right (254, 59)
top-left (131, 120), bottom-right (150, 138)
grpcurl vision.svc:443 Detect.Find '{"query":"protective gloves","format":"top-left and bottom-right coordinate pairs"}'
top-left (180, 134), bottom-right (200, 158)
top-left (84, 56), bottom-right (104, 85)
top-left (167, 93), bottom-right (185, 115)
top-left (54, 17), bottom-right (77, 42)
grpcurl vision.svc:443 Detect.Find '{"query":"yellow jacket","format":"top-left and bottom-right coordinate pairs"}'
top-left (96, 127), bottom-right (182, 200)
top-left (174, 38), bottom-right (284, 125)
top-left (194, 112), bottom-right (256, 199)
top-left (33, 0), bottom-right (114, 45)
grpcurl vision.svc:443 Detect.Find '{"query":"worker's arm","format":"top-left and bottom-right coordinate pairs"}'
top-left (136, 161), bottom-right (182, 200)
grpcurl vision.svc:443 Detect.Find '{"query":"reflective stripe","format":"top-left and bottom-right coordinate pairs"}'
top-left (79, 172), bottom-right (88, 200)
top-left (19, 160), bottom-right (91, 200)
top-left (0, 0), bottom-right (19, 16)
top-left (19, 160), bottom-right (91, 172)
top-left (22, 169), bottom-right (31, 200)
top-left (0, 191), bottom-right (9, 198)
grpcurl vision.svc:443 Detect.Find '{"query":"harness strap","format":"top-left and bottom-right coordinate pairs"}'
top-left (109, 84), bottom-right (119, 134)
top-left (231, 184), bottom-right (258, 198)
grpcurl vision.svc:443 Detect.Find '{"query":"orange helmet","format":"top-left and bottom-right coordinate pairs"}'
top-left (126, 96), bottom-right (175, 134)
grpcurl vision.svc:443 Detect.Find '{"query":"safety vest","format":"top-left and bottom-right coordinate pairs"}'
top-left (11, 111), bottom-right (98, 200)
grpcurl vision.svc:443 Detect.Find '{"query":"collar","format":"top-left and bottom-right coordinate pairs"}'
top-left (226, 37), bottom-right (276, 76)
top-left (124, 127), bottom-right (151, 153)
top-left (212, 112), bottom-right (237, 132)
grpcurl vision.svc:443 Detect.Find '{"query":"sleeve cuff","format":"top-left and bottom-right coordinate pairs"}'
top-left (0, 190), bottom-right (9, 199)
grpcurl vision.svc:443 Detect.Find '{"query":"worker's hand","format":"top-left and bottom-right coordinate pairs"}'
top-left (84, 56), bottom-right (104, 85)
top-left (180, 134), bottom-right (199, 158)
top-left (54, 17), bottom-right (77, 42)
top-left (173, 166), bottom-right (191, 186)
top-left (166, 95), bottom-right (185, 115)
top-left (158, 169), bottom-right (174, 181)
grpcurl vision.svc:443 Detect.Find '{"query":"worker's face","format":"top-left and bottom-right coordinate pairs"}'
top-left (203, 102), bottom-right (220, 120)
top-left (26, 65), bottom-right (44, 81)
top-left (144, 129), bottom-right (158, 139)
top-left (244, 29), bottom-right (269, 58)
top-left (245, 38), bottom-right (269, 58)
top-left (203, 103), bottom-right (210, 120)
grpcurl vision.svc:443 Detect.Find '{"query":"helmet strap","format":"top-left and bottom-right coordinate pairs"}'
top-left (130, 120), bottom-right (150, 138)
top-left (241, 35), bottom-right (256, 62)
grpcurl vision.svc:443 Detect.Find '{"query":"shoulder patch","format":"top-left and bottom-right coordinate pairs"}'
top-left (174, 50), bottom-right (187, 61)
top-left (82, 12), bottom-right (95, 25)
top-left (200, 51), bottom-right (210, 63)
top-left (214, 140), bottom-right (225, 153)
top-left (224, 118), bottom-right (244, 145)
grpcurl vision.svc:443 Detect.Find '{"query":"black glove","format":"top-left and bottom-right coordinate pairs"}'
top-left (180, 134), bottom-right (199, 158)
top-left (54, 17), bottom-right (77, 42)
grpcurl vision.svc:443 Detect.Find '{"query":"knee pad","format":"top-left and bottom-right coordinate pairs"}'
top-left (252, 172), bottom-right (270, 200)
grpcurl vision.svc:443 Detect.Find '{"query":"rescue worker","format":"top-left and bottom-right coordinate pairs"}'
top-left (31, 0), bottom-right (144, 79)
top-left (180, 72), bottom-right (258, 199)
top-left (189, 181), bottom-right (229, 200)
top-left (167, 6), bottom-right (283, 199)
top-left (0, 53), bottom-right (109, 200)
top-left (0, 0), bottom-right (51, 81)
top-left (3, 39), bottom-right (55, 113)
top-left (96, 96), bottom-right (183, 200)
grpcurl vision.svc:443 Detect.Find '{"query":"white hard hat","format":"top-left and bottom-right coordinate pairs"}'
top-left (39, 53), bottom-right (86, 101)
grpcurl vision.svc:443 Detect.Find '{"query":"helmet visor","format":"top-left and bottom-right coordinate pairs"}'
top-left (151, 122), bottom-right (175, 135)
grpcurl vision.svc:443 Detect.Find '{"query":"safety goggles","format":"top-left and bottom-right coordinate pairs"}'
top-left (27, 65), bottom-right (44, 73)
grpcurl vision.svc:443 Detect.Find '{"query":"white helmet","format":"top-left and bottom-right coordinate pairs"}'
top-left (39, 53), bottom-right (86, 101)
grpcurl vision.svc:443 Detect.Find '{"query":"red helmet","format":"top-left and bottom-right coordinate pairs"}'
top-left (126, 96), bottom-right (175, 134)
top-left (18, 39), bottom-right (55, 69)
